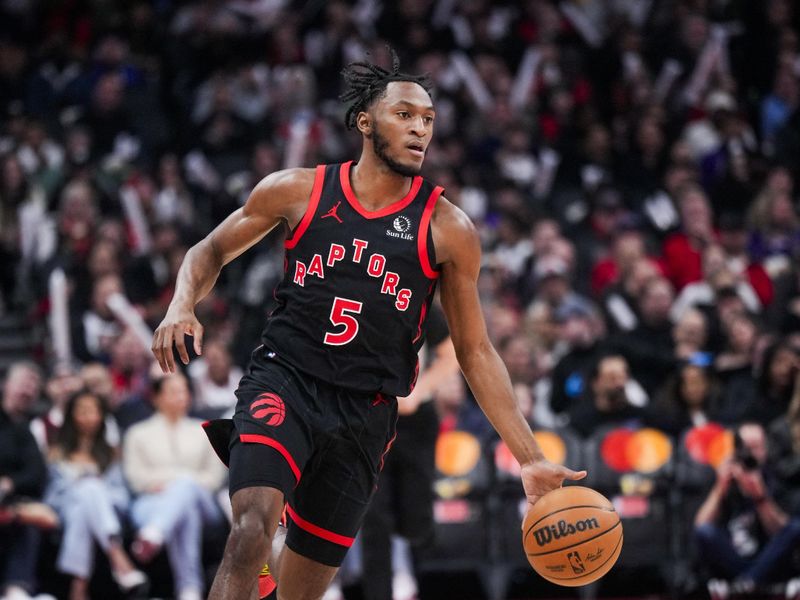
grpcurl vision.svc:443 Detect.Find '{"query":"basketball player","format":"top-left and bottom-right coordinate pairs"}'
top-left (151, 52), bottom-right (587, 600)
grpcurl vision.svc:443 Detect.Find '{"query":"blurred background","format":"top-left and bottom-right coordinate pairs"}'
top-left (0, 0), bottom-right (799, 599)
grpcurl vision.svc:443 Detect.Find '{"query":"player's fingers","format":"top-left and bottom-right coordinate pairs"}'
top-left (162, 326), bottom-right (176, 373)
top-left (525, 496), bottom-right (542, 513)
top-left (191, 322), bottom-right (204, 356)
top-left (174, 324), bottom-right (190, 365)
top-left (563, 468), bottom-right (588, 481)
top-left (152, 328), bottom-right (168, 374)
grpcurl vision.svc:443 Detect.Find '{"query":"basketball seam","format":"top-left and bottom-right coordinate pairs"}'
top-left (526, 519), bottom-right (622, 557)
top-left (539, 531), bottom-right (624, 581)
top-left (526, 504), bottom-right (618, 533)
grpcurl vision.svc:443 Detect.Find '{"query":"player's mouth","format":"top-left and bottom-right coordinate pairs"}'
top-left (406, 142), bottom-right (425, 158)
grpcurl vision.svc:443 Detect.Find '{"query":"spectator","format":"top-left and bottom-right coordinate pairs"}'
top-left (590, 229), bottom-right (648, 298)
top-left (1, 362), bottom-right (43, 424)
top-left (716, 212), bottom-right (773, 308)
top-left (647, 361), bottom-right (722, 437)
top-left (0, 153), bottom-right (46, 311)
top-left (694, 422), bottom-right (800, 596)
top-left (672, 307), bottom-right (710, 362)
top-left (571, 185), bottom-right (632, 295)
top-left (747, 186), bottom-right (800, 280)
top-left (548, 301), bottom-right (607, 419)
top-left (610, 276), bottom-right (677, 396)
top-left (526, 253), bottom-right (593, 325)
top-left (601, 256), bottom-right (661, 333)
top-left (29, 365), bottom-right (84, 452)
top-left (661, 183), bottom-right (717, 292)
top-left (71, 273), bottom-right (123, 363)
top-left (187, 338), bottom-right (242, 419)
top-left (123, 373), bottom-right (225, 600)
top-left (761, 66), bottom-right (799, 150)
top-left (433, 373), bottom-right (491, 439)
top-left (568, 354), bottom-right (644, 438)
top-left (0, 364), bottom-right (48, 600)
top-left (671, 243), bottom-right (763, 322)
top-left (45, 391), bottom-right (146, 600)
top-left (747, 340), bottom-right (799, 427)
top-left (107, 329), bottom-right (153, 430)
top-left (768, 370), bottom-right (800, 515)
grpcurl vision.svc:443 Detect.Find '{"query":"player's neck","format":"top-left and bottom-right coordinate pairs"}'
top-left (350, 152), bottom-right (414, 212)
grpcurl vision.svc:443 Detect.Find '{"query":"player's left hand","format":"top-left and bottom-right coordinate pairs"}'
top-left (520, 459), bottom-right (587, 509)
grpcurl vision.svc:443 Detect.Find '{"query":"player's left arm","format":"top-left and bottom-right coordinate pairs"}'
top-left (433, 198), bottom-right (587, 506)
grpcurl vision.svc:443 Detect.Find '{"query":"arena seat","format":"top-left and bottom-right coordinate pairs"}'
top-left (485, 428), bottom-right (584, 600)
top-left (582, 425), bottom-right (674, 584)
top-left (416, 430), bottom-right (493, 590)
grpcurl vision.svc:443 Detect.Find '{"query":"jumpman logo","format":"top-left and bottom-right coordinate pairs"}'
top-left (321, 201), bottom-right (343, 223)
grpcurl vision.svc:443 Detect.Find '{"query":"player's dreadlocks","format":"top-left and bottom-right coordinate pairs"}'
top-left (340, 47), bottom-right (433, 130)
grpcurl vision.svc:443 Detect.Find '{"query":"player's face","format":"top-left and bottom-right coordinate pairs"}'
top-left (369, 81), bottom-right (435, 176)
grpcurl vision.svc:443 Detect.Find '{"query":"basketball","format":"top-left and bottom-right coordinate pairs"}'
top-left (522, 486), bottom-right (622, 587)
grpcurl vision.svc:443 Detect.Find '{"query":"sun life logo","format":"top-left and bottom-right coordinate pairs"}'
top-left (393, 216), bottom-right (411, 233)
top-left (387, 215), bottom-right (414, 240)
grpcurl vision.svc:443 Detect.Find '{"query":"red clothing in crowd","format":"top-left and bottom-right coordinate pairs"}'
top-left (661, 231), bottom-right (774, 306)
top-left (660, 232), bottom-right (711, 291)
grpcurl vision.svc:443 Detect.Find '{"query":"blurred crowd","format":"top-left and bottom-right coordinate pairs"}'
top-left (1, 0), bottom-right (800, 598)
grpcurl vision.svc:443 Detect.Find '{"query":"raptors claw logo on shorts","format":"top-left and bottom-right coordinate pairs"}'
top-left (250, 392), bottom-right (286, 426)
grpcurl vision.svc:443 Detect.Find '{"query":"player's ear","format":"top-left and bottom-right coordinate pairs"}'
top-left (356, 111), bottom-right (372, 138)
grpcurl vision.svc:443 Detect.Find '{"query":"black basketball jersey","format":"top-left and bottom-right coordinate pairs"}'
top-left (261, 161), bottom-right (443, 397)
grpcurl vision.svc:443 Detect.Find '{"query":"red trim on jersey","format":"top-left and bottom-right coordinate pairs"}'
top-left (239, 434), bottom-right (302, 484)
top-left (412, 299), bottom-right (428, 344)
top-left (285, 504), bottom-right (355, 547)
top-left (285, 165), bottom-right (326, 249)
top-left (339, 161), bottom-right (422, 219)
top-left (417, 185), bottom-right (443, 279)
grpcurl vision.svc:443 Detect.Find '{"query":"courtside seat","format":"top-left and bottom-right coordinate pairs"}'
top-left (485, 428), bottom-right (584, 600)
top-left (416, 430), bottom-right (492, 590)
top-left (582, 425), bottom-right (674, 581)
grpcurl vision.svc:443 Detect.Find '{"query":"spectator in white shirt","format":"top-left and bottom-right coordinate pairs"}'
top-left (123, 373), bottom-right (225, 600)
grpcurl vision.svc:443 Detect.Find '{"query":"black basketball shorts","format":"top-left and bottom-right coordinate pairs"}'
top-left (204, 348), bottom-right (398, 567)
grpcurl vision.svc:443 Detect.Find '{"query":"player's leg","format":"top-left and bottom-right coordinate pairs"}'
top-left (275, 546), bottom-right (339, 600)
top-left (208, 486), bottom-right (284, 600)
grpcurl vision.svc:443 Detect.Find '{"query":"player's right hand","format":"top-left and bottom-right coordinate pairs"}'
top-left (152, 309), bottom-right (204, 373)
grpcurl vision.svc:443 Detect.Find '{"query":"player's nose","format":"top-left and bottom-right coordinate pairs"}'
top-left (409, 116), bottom-right (427, 137)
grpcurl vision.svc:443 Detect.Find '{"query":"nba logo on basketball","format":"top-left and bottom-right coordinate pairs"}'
top-left (567, 551), bottom-right (586, 574)
top-left (250, 393), bottom-right (286, 426)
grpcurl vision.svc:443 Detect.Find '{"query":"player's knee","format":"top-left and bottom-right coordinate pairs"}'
top-left (228, 506), bottom-right (273, 559)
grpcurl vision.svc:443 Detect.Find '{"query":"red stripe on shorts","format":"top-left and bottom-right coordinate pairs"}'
top-left (239, 434), bottom-right (302, 484)
top-left (285, 504), bottom-right (355, 547)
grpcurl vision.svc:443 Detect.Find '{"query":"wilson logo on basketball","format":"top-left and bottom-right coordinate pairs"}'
top-left (532, 517), bottom-right (600, 547)
top-left (250, 393), bottom-right (286, 426)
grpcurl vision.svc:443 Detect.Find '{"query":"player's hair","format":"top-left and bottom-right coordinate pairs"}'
top-left (340, 47), bottom-right (432, 130)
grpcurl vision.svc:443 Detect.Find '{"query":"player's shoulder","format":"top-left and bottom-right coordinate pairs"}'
top-left (431, 195), bottom-right (480, 264)
top-left (246, 167), bottom-right (321, 218)
top-left (432, 195), bottom-right (478, 239)
top-left (252, 167), bottom-right (319, 199)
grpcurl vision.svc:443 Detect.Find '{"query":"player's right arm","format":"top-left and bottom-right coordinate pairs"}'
top-left (152, 168), bottom-right (316, 373)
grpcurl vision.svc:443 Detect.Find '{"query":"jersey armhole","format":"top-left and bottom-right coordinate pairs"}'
top-left (285, 164), bottom-right (326, 249)
top-left (417, 185), bottom-right (443, 279)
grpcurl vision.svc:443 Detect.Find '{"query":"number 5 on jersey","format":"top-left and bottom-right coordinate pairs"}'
top-left (324, 297), bottom-right (363, 346)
